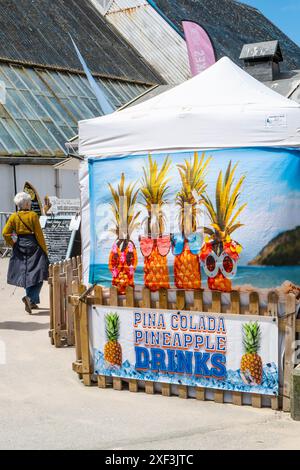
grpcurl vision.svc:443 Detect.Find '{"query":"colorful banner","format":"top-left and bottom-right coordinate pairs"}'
top-left (182, 21), bottom-right (216, 75)
top-left (88, 148), bottom-right (300, 291)
top-left (91, 306), bottom-right (279, 396)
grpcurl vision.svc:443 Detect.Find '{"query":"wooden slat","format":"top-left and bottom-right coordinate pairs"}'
top-left (93, 285), bottom-right (103, 305)
top-left (251, 292), bottom-right (263, 408)
top-left (178, 385), bottom-right (188, 399)
top-left (196, 387), bottom-right (205, 401)
top-left (211, 291), bottom-right (221, 313)
top-left (53, 264), bottom-right (62, 347)
top-left (230, 291), bottom-right (240, 315)
top-left (113, 378), bottom-right (123, 391)
top-left (97, 375), bottom-right (107, 389)
top-left (129, 380), bottom-right (138, 393)
top-left (176, 290), bottom-right (185, 311)
top-left (267, 291), bottom-right (280, 410)
top-left (126, 287), bottom-right (138, 393)
top-left (79, 286), bottom-right (92, 386)
top-left (72, 360), bottom-right (83, 374)
top-left (162, 383), bottom-right (171, 397)
top-left (212, 292), bottom-right (224, 404)
top-left (142, 288), bottom-right (151, 309)
top-left (72, 284), bottom-right (84, 365)
top-left (110, 286), bottom-right (118, 307)
top-left (249, 292), bottom-right (260, 315)
top-left (145, 381), bottom-right (155, 394)
top-left (126, 286), bottom-right (134, 307)
top-left (283, 294), bottom-right (297, 412)
top-left (267, 291), bottom-right (279, 317)
top-left (214, 390), bottom-right (224, 404)
top-left (193, 290), bottom-right (203, 312)
top-left (252, 394), bottom-right (262, 408)
top-left (159, 288), bottom-right (168, 309)
top-left (49, 264), bottom-right (54, 345)
top-left (65, 260), bottom-right (75, 346)
top-left (228, 292), bottom-right (244, 417)
top-left (232, 391), bottom-right (243, 406)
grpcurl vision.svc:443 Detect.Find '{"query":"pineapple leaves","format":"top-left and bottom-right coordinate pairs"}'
top-left (140, 154), bottom-right (172, 235)
top-left (108, 173), bottom-right (140, 239)
top-left (203, 161), bottom-right (247, 241)
top-left (105, 312), bottom-right (120, 342)
top-left (176, 152), bottom-right (211, 232)
top-left (242, 322), bottom-right (261, 354)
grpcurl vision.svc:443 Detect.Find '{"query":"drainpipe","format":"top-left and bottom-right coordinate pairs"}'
top-left (10, 163), bottom-right (19, 210)
top-left (55, 168), bottom-right (61, 198)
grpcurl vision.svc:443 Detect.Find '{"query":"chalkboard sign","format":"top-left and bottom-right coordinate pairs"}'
top-left (42, 215), bottom-right (81, 264)
top-left (23, 181), bottom-right (43, 217)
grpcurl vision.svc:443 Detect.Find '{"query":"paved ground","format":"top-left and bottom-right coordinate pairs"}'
top-left (0, 258), bottom-right (300, 450)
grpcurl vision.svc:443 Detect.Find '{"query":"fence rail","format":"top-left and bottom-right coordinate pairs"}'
top-left (0, 212), bottom-right (12, 257)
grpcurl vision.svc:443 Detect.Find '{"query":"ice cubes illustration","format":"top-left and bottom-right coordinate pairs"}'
top-left (93, 349), bottom-right (278, 395)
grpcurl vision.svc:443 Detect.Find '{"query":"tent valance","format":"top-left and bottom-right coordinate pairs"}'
top-left (79, 58), bottom-right (300, 158)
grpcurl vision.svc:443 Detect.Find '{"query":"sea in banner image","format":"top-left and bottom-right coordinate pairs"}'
top-left (88, 147), bottom-right (300, 291)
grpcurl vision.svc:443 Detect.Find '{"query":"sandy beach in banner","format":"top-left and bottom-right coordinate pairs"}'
top-left (0, 257), bottom-right (300, 450)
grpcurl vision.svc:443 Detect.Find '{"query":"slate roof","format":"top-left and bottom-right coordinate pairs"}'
top-left (0, 0), bottom-right (161, 84)
top-left (154, 0), bottom-right (300, 71)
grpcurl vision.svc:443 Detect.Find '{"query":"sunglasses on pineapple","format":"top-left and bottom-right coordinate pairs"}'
top-left (171, 232), bottom-right (203, 256)
top-left (139, 235), bottom-right (171, 257)
top-left (110, 241), bottom-right (136, 267)
top-left (203, 251), bottom-right (237, 279)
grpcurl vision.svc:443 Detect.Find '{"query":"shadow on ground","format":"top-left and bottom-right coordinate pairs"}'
top-left (0, 321), bottom-right (49, 331)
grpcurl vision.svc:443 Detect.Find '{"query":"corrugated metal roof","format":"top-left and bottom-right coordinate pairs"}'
top-left (98, 0), bottom-right (300, 85)
top-left (100, 0), bottom-right (191, 84)
top-left (0, 63), bottom-right (150, 158)
top-left (154, 0), bottom-right (300, 71)
top-left (266, 70), bottom-right (300, 104)
top-left (0, 0), bottom-right (162, 84)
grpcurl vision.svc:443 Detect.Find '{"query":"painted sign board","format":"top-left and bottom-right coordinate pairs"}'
top-left (42, 215), bottom-right (81, 264)
top-left (91, 306), bottom-right (279, 396)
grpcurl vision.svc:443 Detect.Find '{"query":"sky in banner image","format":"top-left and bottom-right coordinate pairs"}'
top-left (88, 148), bottom-right (300, 290)
top-left (244, 0), bottom-right (300, 46)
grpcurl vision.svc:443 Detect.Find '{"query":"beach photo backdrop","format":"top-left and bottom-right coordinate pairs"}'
top-left (88, 147), bottom-right (300, 290)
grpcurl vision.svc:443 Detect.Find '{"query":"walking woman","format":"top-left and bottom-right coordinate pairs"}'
top-left (2, 192), bottom-right (49, 314)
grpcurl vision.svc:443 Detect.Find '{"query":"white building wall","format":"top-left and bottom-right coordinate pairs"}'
top-left (0, 164), bottom-right (79, 212)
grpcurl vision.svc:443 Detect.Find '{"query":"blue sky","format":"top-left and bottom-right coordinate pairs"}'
top-left (243, 0), bottom-right (300, 45)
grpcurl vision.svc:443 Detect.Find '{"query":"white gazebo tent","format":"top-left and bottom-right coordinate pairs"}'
top-left (78, 57), bottom-right (300, 284)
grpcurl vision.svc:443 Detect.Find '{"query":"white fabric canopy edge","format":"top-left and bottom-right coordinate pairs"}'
top-left (79, 57), bottom-right (300, 158)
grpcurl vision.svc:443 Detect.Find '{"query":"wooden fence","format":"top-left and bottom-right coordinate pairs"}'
top-left (69, 285), bottom-right (299, 412)
top-left (48, 256), bottom-right (82, 347)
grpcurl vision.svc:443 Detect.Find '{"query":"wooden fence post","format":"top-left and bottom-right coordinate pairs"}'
top-left (53, 263), bottom-right (62, 347)
top-left (65, 260), bottom-right (75, 346)
top-left (283, 294), bottom-right (297, 412)
top-left (48, 264), bottom-right (54, 345)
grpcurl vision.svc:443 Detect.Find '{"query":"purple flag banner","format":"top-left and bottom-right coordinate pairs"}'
top-left (182, 20), bottom-right (216, 76)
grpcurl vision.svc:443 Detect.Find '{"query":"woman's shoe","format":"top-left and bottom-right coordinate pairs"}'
top-left (22, 296), bottom-right (32, 314)
top-left (30, 303), bottom-right (39, 310)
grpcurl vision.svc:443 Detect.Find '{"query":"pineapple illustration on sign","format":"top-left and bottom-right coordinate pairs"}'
top-left (139, 155), bottom-right (171, 292)
top-left (104, 312), bottom-right (122, 367)
top-left (108, 174), bottom-right (140, 295)
top-left (201, 161), bottom-right (246, 292)
top-left (173, 152), bottom-right (211, 290)
top-left (240, 321), bottom-right (263, 385)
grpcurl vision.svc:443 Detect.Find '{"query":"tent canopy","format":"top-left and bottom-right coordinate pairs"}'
top-left (79, 57), bottom-right (300, 157)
